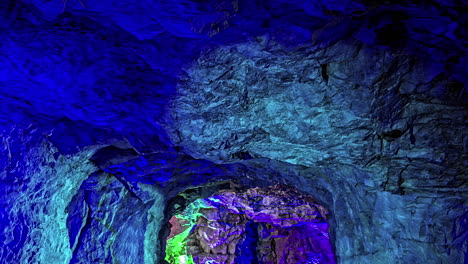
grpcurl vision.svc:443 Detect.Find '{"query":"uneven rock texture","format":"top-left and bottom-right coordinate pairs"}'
top-left (0, 0), bottom-right (467, 264)
top-left (164, 36), bottom-right (467, 263)
top-left (0, 125), bottom-right (98, 263)
top-left (166, 40), bottom-right (377, 166)
top-left (166, 38), bottom-right (467, 179)
top-left (168, 185), bottom-right (334, 264)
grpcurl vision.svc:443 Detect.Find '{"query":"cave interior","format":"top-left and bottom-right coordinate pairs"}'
top-left (0, 0), bottom-right (467, 263)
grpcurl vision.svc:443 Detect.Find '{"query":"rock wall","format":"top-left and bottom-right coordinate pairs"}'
top-left (0, 125), bottom-right (98, 263)
top-left (167, 185), bottom-right (334, 264)
top-left (0, 0), bottom-right (466, 263)
top-left (164, 36), bottom-right (467, 263)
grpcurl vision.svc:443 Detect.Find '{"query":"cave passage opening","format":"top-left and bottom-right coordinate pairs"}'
top-left (165, 184), bottom-right (336, 264)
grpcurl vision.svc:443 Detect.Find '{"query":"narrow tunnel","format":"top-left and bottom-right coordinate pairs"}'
top-left (164, 184), bottom-right (335, 264)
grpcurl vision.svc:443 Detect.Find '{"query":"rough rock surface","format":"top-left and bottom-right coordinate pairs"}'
top-left (163, 34), bottom-right (467, 263)
top-left (168, 185), bottom-right (334, 264)
top-left (0, 0), bottom-right (467, 264)
top-left (166, 38), bottom-right (467, 182)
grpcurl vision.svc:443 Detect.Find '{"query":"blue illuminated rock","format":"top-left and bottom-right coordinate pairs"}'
top-left (0, 0), bottom-right (466, 264)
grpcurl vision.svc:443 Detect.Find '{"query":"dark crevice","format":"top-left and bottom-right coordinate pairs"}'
top-left (321, 63), bottom-right (329, 83)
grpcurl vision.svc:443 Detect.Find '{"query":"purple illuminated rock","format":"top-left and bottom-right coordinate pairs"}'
top-left (170, 185), bottom-right (335, 264)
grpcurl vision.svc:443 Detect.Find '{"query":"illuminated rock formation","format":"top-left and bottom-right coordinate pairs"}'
top-left (0, 0), bottom-right (466, 263)
top-left (167, 185), bottom-right (334, 264)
